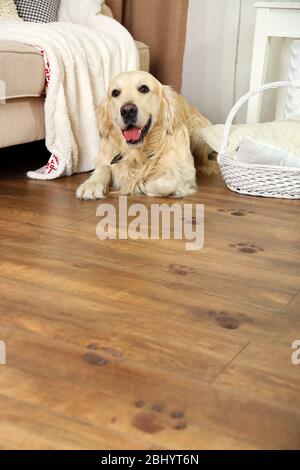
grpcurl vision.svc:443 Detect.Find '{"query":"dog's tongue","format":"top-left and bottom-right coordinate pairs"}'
top-left (123, 127), bottom-right (142, 142)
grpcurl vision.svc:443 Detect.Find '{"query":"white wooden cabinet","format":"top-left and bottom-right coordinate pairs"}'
top-left (247, 2), bottom-right (300, 123)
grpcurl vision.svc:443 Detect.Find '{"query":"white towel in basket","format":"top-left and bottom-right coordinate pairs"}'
top-left (236, 135), bottom-right (300, 168)
top-left (199, 117), bottom-right (300, 161)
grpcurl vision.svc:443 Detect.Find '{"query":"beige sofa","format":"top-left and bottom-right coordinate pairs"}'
top-left (0, 6), bottom-right (150, 149)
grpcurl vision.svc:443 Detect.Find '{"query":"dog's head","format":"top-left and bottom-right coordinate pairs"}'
top-left (97, 71), bottom-right (177, 147)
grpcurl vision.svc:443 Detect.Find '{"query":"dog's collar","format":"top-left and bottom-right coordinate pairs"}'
top-left (110, 153), bottom-right (123, 165)
top-left (110, 150), bottom-right (155, 166)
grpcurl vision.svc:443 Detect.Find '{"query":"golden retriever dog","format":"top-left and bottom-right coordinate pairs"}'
top-left (76, 71), bottom-right (214, 199)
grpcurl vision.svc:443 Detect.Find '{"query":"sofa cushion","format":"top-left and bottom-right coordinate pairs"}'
top-left (0, 0), bottom-right (23, 21)
top-left (136, 41), bottom-right (150, 72)
top-left (0, 97), bottom-right (45, 148)
top-left (0, 41), bottom-right (45, 100)
top-left (14, 0), bottom-right (60, 23)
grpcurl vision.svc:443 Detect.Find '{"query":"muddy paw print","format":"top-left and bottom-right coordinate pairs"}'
top-left (169, 410), bottom-right (187, 430)
top-left (82, 352), bottom-right (109, 366)
top-left (218, 208), bottom-right (255, 217)
top-left (168, 264), bottom-right (196, 276)
top-left (131, 401), bottom-right (187, 433)
top-left (190, 307), bottom-right (253, 330)
top-left (86, 343), bottom-right (124, 361)
top-left (207, 309), bottom-right (239, 329)
top-left (207, 309), bottom-right (253, 330)
top-left (229, 242), bottom-right (264, 254)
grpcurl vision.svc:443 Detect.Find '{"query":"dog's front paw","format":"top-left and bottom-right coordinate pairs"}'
top-left (76, 180), bottom-right (106, 200)
top-left (144, 178), bottom-right (178, 197)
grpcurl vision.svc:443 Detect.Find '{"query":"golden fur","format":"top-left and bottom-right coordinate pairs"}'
top-left (77, 71), bottom-right (213, 199)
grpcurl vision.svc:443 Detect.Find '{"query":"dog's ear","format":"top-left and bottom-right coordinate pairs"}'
top-left (161, 85), bottom-right (178, 135)
top-left (96, 99), bottom-right (111, 138)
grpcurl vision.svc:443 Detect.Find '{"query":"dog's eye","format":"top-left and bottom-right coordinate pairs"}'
top-left (112, 89), bottom-right (121, 98)
top-left (139, 85), bottom-right (150, 94)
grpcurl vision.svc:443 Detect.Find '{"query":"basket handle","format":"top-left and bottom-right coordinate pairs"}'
top-left (219, 81), bottom-right (300, 157)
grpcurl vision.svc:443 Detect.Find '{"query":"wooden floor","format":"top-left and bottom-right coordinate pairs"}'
top-left (0, 142), bottom-right (300, 450)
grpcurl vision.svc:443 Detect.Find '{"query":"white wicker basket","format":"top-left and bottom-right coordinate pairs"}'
top-left (218, 81), bottom-right (300, 199)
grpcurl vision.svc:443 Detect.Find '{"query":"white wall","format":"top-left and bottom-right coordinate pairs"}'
top-left (181, 0), bottom-right (297, 124)
top-left (182, 0), bottom-right (242, 124)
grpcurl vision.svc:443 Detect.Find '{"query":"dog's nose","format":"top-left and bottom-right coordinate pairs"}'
top-left (120, 103), bottom-right (138, 122)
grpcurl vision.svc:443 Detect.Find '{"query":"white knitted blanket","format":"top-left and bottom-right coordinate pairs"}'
top-left (0, 13), bottom-right (139, 179)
